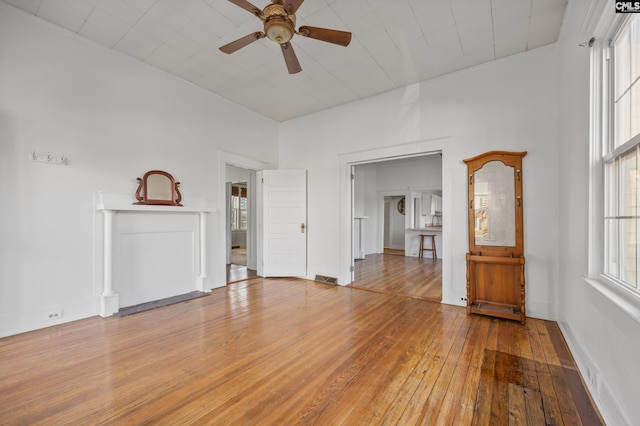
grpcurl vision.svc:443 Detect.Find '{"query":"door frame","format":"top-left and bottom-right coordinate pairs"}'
top-left (338, 137), bottom-right (453, 303)
top-left (226, 180), bottom-right (251, 265)
top-left (216, 151), bottom-right (270, 288)
top-left (380, 191), bottom-right (409, 252)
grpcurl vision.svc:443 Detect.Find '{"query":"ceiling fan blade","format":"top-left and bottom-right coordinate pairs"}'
top-left (281, 42), bottom-right (302, 74)
top-left (227, 0), bottom-right (262, 16)
top-left (298, 26), bottom-right (351, 47)
top-left (219, 32), bottom-right (264, 54)
top-left (283, 0), bottom-right (304, 14)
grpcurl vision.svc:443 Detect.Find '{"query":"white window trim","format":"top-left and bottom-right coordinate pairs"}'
top-left (585, 277), bottom-right (640, 324)
top-left (230, 185), bottom-right (248, 231)
top-left (587, 9), bottom-right (640, 325)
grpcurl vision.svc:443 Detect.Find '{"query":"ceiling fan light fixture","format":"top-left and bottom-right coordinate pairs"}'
top-left (265, 17), bottom-right (294, 44)
top-left (221, 0), bottom-right (352, 74)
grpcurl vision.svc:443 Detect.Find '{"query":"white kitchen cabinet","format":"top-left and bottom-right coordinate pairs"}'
top-left (430, 194), bottom-right (442, 215)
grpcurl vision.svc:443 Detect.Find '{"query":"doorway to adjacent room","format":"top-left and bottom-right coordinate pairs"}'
top-left (225, 165), bottom-right (257, 283)
top-left (350, 153), bottom-right (443, 301)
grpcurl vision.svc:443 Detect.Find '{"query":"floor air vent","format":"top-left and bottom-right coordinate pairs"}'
top-left (314, 275), bottom-right (338, 285)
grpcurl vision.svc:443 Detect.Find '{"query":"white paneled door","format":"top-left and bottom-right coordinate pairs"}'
top-left (260, 169), bottom-right (307, 277)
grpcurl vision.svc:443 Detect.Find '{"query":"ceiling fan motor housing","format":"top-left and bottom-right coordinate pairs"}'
top-left (263, 3), bottom-right (296, 44)
top-left (220, 0), bottom-right (351, 74)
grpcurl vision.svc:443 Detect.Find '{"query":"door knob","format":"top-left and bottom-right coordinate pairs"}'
top-left (301, 223), bottom-right (305, 233)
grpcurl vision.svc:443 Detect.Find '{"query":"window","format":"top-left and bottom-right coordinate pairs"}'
top-left (231, 184), bottom-right (247, 231)
top-left (603, 15), bottom-right (640, 294)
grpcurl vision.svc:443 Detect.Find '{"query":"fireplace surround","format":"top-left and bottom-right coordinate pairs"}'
top-left (95, 192), bottom-right (214, 317)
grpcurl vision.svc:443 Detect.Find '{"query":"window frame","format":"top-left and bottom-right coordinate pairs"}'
top-left (589, 10), bottom-right (640, 324)
top-left (230, 184), bottom-right (248, 231)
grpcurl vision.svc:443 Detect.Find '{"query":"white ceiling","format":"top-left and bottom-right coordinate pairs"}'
top-left (3, 0), bottom-right (568, 122)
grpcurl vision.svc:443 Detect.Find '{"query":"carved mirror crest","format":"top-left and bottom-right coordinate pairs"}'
top-left (134, 170), bottom-right (182, 206)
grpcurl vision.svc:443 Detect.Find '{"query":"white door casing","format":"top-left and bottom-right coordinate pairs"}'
top-left (225, 182), bottom-right (232, 265)
top-left (258, 169), bottom-right (307, 277)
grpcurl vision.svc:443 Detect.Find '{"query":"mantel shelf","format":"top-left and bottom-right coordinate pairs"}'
top-left (95, 191), bottom-right (215, 213)
top-left (96, 204), bottom-right (215, 213)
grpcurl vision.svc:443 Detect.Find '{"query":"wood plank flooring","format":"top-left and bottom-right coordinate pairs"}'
top-left (0, 278), bottom-right (602, 425)
top-left (226, 263), bottom-right (257, 283)
top-left (383, 248), bottom-right (405, 256)
top-left (351, 253), bottom-right (442, 302)
top-left (230, 248), bottom-right (247, 266)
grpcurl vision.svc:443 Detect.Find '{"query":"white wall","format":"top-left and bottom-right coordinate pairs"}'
top-left (226, 165), bottom-right (251, 183)
top-left (354, 156), bottom-right (442, 255)
top-left (0, 4), bottom-right (278, 337)
top-left (279, 43), bottom-right (561, 318)
top-left (556, 1), bottom-right (640, 425)
top-left (375, 156), bottom-right (442, 192)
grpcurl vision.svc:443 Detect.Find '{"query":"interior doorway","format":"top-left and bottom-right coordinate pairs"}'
top-left (383, 195), bottom-right (406, 255)
top-left (225, 165), bottom-right (257, 283)
top-left (350, 154), bottom-right (443, 301)
top-left (229, 182), bottom-right (248, 265)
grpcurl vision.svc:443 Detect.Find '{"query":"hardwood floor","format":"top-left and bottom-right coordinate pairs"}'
top-left (0, 278), bottom-right (601, 424)
top-left (351, 253), bottom-right (442, 302)
top-left (231, 248), bottom-right (247, 266)
top-left (383, 248), bottom-right (405, 256)
top-left (226, 263), bottom-right (257, 283)
top-left (227, 248), bottom-right (257, 283)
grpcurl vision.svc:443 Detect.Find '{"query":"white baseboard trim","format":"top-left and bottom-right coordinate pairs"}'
top-left (525, 299), bottom-right (558, 321)
top-left (558, 320), bottom-right (632, 426)
top-left (441, 295), bottom-right (465, 307)
top-left (0, 298), bottom-right (95, 338)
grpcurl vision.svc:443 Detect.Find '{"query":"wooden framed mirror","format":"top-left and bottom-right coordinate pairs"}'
top-left (463, 151), bottom-right (526, 323)
top-left (134, 170), bottom-right (182, 206)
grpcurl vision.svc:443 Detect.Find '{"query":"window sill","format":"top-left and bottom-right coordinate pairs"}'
top-left (584, 275), bottom-right (640, 325)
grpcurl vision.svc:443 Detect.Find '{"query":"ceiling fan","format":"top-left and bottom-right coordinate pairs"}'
top-left (219, 0), bottom-right (352, 74)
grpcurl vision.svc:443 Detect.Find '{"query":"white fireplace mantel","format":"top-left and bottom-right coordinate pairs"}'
top-left (96, 204), bottom-right (215, 213)
top-left (96, 192), bottom-right (215, 317)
